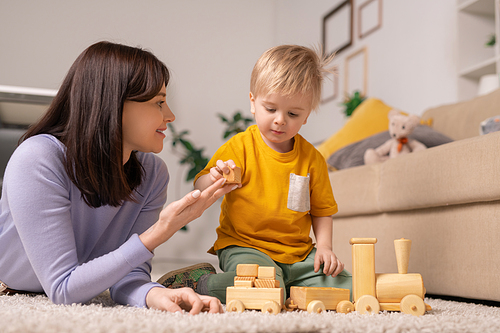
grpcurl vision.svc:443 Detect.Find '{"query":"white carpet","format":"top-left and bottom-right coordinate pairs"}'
top-left (2, 292), bottom-right (500, 333)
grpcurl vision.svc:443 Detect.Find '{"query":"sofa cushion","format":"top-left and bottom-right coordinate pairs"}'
top-left (316, 98), bottom-right (393, 161)
top-left (327, 125), bottom-right (453, 170)
top-left (422, 88), bottom-right (500, 141)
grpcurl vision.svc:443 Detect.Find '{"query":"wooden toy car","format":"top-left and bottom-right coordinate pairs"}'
top-left (350, 238), bottom-right (432, 316)
top-left (226, 264), bottom-right (354, 315)
top-left (226, 264), bottom-right (283, 315)
top-left (286, 286), bottom-right (353, 314)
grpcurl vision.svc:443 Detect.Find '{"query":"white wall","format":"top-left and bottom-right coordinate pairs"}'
top-left (0, 0), bottom-right (460, 274)
top-left (273, 0), bottom-right (458, 144)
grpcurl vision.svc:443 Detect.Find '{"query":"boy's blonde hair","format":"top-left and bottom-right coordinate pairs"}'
top-left (250, 45), bottom-right (335, 111)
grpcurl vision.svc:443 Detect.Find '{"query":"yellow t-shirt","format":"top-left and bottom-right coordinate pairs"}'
top-left (195, 125), bottom-right (338, 264)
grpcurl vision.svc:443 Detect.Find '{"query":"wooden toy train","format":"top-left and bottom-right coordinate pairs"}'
top-left (350, 238), bottom-right (431, 316)
top-left (226, 238), bottom-right (431, 316)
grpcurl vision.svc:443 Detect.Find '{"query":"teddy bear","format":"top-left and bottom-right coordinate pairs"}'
top-left (364, 110), bottom-right (427, 165)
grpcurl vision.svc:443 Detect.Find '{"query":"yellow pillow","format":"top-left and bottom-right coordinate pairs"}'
top-left (317, 98), bottom-right (394, 160)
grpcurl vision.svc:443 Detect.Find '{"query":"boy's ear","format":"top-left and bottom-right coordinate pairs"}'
top-left (302, 110), bottom-right (312, 125)
top-left (303, 115), bottom-right (309, 125)
top-left (249, 92), bottom-right (256, 115)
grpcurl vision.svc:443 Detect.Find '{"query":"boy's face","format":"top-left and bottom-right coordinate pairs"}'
top-left (250, 91), bottom-right (312, 153)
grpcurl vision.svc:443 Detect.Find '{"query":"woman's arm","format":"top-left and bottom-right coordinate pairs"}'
top-left (4, 137), bottom-right (146, 305)
top-left (139, 177), bottom-right (235, 251)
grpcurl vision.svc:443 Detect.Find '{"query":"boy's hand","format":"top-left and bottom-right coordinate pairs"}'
top-left (209, 160), bottom-right (239, 184)
top-left (314, 246), bottom-right (344, 277)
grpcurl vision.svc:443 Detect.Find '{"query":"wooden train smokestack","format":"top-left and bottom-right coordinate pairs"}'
top-left (394, 238), bottom-right (411, 274)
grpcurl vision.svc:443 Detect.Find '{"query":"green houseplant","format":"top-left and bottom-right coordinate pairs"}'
top-left (341, 91), bottom-right (366, 117)
top-left (168, 123), bottom-right (209, 183)
top-left (217, 111), bottom-right (254, 139)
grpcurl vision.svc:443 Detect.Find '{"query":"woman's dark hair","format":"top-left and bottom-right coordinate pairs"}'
top-left (22, 41), bottom-right (170, 208)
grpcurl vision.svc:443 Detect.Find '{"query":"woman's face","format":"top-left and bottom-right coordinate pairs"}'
top-left (122, 84), bottom-right (174, 163)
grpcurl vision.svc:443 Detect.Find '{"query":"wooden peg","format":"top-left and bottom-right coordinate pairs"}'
top-left (394, 238), bottom-right (412, 274)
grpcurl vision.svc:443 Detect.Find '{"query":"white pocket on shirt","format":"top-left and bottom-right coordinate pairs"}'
top-left (287, 173), bottom-right (310, 212)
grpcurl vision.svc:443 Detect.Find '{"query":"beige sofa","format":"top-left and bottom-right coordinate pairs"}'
top-left (329, 89), bottom-right (500, 302)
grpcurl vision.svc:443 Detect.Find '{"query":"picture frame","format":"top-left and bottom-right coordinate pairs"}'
top-left (321, 71), bottom-right (339, 104)
top-left (322, 0), bottom-right (353, 57)
top-left (358, 0), bottom-right (383, 39)
top-left (344, 47), bottom-right (368, 98)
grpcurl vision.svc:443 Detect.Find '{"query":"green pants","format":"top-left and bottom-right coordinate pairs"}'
top-left (206, 246), bottom-right (352, 303)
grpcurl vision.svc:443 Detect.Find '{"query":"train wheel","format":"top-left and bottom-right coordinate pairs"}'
top-left (400, 294), bottom-right (426, 316)
top-left (355, 295), bottom-right (380, 314)
top-left (227, 299), bottom-right (245, 313)
top-left (261, 301), bottom-right (281, 315)
top-left (336, 300), bottom-right (355, 314)
top-left (307, 300), bottom-right (326, 314)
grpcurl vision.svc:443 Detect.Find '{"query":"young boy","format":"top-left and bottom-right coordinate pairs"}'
top-left (158, 45), bottom-right (352, 303)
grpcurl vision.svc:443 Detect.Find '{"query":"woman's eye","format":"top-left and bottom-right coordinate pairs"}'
top-left (157, 101), bottom-right (165, 108)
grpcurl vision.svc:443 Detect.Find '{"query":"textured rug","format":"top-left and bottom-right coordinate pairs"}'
top-left (2, 292), bottom-right (500, 333)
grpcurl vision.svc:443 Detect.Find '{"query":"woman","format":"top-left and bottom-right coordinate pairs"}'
top-left (0, 41), bottom-right (235, 314)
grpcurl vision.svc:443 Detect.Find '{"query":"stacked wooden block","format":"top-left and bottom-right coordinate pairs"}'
top-left (234, 264), bottom-right (279, 288)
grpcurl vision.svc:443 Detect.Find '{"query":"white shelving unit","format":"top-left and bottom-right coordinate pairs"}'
top-left (0, 85), bottom-right (56, 126)
top-left (457, 0), bottom-right (500, 100)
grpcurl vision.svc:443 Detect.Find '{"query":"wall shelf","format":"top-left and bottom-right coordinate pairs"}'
top-left (459, 55), bottom-right (498, 78)
top-left (458, 0), bottom-right (495, 15)
top-left (457, 0), bottom-right (499, 100)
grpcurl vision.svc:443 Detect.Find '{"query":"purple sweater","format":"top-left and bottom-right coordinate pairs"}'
top-left (0, 134), bottom-right (169, 307)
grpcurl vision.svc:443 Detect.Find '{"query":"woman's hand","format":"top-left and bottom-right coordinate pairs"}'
top-left (140, 177), bottom-right (237, 251)
top-left (146, 287), bottom-right (223, 314)
top-left (314, 246), bottom-right (344, 277)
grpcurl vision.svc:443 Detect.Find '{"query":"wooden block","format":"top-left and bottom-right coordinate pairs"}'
top-left (234, 276), bottom-right (255, 287)
top-left (351, 243), bottom-right (376, 302)
top-left (234, 280), bottom-right (254, 287)
top-left (349, 238), bottom-right (377, 245)
top-left (290, 286), bottom-right (350, 311)
top-left (258, 266), bottom-right (276, 279)
top-left (234, 276), bottom-right (256, 282)
top-left (236, 264), bottom-right (259, 277)
top-left (254, 279), bottom-right (276, 288)
top-left (224, 166), bottom-right (241, 184)
top-left (226, 286), bottom-right (283, 310)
